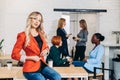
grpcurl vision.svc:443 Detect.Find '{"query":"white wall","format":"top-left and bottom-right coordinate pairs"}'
top-left (0, 0), bottom-right (120, 54)
top-left (99, 0), bottom-right (120, 44)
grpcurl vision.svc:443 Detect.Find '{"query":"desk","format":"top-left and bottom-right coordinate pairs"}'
top-left (0, 55), bottom-right (11, 59)
top-left (53, 67), bottom-right (88, 80)
top-left (16, 67), bottom-right (88, 80)
top-left (0, 67), bottom-right (22, 79)
top-left (0, 55), bottom-right (18, 67)
top-left (0, 67), bottom-right (88, 80)
top-left (0, 55), bottom-right (12, 67)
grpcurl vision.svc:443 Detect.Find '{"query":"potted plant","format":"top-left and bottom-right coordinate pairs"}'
top-left (0, 39), bottom-right (4, 55)
top-left (0, 39), bottom-right (4, 49)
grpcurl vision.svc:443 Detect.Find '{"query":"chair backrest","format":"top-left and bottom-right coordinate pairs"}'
top-left (90, 62), bottom-right (114, 80)
top-left (88, 62), bottom-right (104, 80)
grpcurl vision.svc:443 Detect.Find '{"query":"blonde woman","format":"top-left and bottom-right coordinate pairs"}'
top-left (11, 11), bottom-right (61, 80)
top-left (57, 18), bottom-right (72, 58)
top-left (73, 19), bottom-right (88, 61)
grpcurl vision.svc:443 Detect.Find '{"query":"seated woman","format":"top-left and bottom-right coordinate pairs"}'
top-left (72, 33), bottom-right (105, 73)
top-left (46, 36), bottom-right (72, 67)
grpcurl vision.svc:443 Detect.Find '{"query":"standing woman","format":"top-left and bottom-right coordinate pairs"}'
top-left (11, 11), bottom-right (61, 80)
top-left (57, 18), bottom-right (71, 57)
top-left (73, 19), bottom-right (88, 61)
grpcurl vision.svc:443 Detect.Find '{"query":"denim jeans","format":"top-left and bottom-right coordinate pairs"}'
top-left (23, 66), bottom-right (61, 80)
top-left (72, 61), bottom-right (86, 67)
top-left (72, 61), bottom-right (93, 73)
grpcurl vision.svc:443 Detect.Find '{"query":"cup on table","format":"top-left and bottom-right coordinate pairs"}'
top-left (7, 60), bottom-right (12, 70)
top-left (66, 56), bottom-right (73, 64)
top-left (48, 60), bottom-right (53, 68)
top-left (66, 56), bottom-right (70, 59)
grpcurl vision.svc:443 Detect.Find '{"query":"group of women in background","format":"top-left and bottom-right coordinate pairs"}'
top-left (11, 11), bottom-right (105, 80)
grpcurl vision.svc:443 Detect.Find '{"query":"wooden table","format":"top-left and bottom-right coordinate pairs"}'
top-left (0, 54), bottom-right (11, 60)
top-left (16, 66), bottom-right (88, 80)
top-left (0, 66), bottom-right (88, 80)
top-left (0, 67), bottom-right (22, 79)
top-left (53, 67), bottom-right (88, 80)
top-left (0, 55), bottom-right (18, 67)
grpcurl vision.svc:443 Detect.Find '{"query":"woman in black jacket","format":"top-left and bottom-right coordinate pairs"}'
top-left (57, 18), bottom-right (72, 57)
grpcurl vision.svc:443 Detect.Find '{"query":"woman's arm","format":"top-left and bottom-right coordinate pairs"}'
top-left (11, 32), bottom-right (25, 61)
top-left (26, 56), bottom-right (41, 62)
top-left (40, 48), bottom-right (49, 56)
top-left (87, 45), bottom-right (104, 64)
top-left (66, 33), bottom-right (72, 38)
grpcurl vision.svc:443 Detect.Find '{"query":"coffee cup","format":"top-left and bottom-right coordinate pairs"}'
top-left (7, 61), bottom-right (12, 70)
top-left (48, 60), bottom-right (53, 68)
top-left (66, 56), bottom-right (70, 59)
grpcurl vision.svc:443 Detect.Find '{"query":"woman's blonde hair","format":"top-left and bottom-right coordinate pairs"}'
top-left (58, 18), bottom-right (66, 28)
top-left (79, 19), bottom-right (87, 30)
top-left (25, 11), bottom-right (46, 46)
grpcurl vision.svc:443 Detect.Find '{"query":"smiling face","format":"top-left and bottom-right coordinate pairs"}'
top-left (31, 15), bottom-right (41, 29)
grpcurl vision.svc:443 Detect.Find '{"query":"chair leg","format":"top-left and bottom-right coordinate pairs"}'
top-left (102, 75), bottom-right (104, 80)
top-left (88, 77), bottom-right (92, 80)
top-left (88, 77), bottom-right (89, 80)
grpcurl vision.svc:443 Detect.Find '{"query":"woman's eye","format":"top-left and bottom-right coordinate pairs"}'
top-left (31, 17), bottom-right (41, 22)
top-left (33, 18), bottom-right (37, 20)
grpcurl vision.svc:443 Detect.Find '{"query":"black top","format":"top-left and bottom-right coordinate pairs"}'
top-left (34, 35), bottom-right (43, 51)
top-left (34, 35), bottom-right (47, 72)
top-left (57, 28), bottom-right (69, 56)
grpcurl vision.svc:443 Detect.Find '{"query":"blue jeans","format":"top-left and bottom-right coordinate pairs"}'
top-left (72, 61), bottom-right (93, 73)
top-left (72, 61), bottom-right (86, 67)
top-left (23, 66), bottom-right (61, 80)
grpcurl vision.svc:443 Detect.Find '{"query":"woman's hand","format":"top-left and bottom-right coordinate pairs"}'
top-left (66, 33), bottom-right (72, 38)
top-left (26, 56), bottom-right (41, 62)
top-left (73, 37), bottom-right (80, 41)
top-left (82, 58), bottom-right (87, 62)
top-left (40, 48), bottom-right (49, 56)
top-left (66, 57), bottom-right (73, 63)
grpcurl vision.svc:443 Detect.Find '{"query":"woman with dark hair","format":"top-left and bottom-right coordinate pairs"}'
top-left (72, 33), bottom-right (105, 73)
